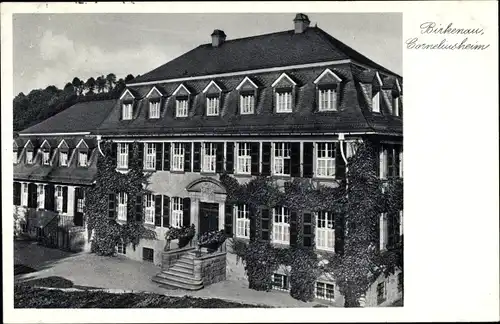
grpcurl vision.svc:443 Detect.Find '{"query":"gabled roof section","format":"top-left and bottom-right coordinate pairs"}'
top-left (172, 83), bottom-right (191, 96)
top-left (119, 88), bottom-right (137, 100)
top-left (76, 138), bottom-right (90, 149)
top-left (24, 140), bottom-right (33, 149)
top-left (40, 139), bottom-right (51, 149)
top-left (235, 76), bottom-right (259, 91)
top-left (57, 139), bottom-right (69, 149)
top-left (271, 73), bottom-right (297, 88)
top-left (313, 68), bottom-right (342, 84)
top-left (202, 80), bottom-right (223, 94)
top-left (145, 85), bottom-right (166, 98)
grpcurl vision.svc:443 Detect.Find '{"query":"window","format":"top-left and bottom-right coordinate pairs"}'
top-left (21, 183), bottom-right (28, 207)
top-left (14, 149), bottom-right (18, 164)
top-left (122, 103), bottom-right (133, 120)
top-left (55, 186), bottom-right (63, 212)
top-left (273, 143), bottom-right (290, 176)
top-left (318, 87), bottom-right (337, 111)
top-left (176, 99), bottom-right (188, 117)
top-left (202, 143), bottom-right (216, 173)
top-left (385, 145), bottom-right (402, 178)
top-left (42, 151), bottom-right (50, 165)
top-left (117, 242), bottom-right (126, 255)
top-left (276, 91), bottom-right (292, 113)
top-left (171, 197), bottom-right (183, 228)
top-left (397, 272), bottom-right (403, 292)
top-left (377, 282), bottom-right (387, 304)
top-left (316, 143), bottom-right (335, 177)
top-left (172, 143), bottom-right (185, 171)
top-left (271, 273), bottom-right (289, 291)
top-left (77, 196), bottom-right (84, 213)
top-left (117, 192), bottom-right (128, 221)
top-left (206, 96), bottom-right (220, 116)
top-left (372, 91), bottom-right (381, 113)
top-left (144, 143), bottom-right (156, 170)
top-left (37, 184), bottom-right (45, 209)
top-left (387, 212), bottom-right (401, 248)
top-left (144, 194), bottom-right (155, 224)
top-left (236, 143), bottom-right (251, 174)
top-left (235, 204), bottom-right (250, 239)
top-left (142, 247), bottom-right (154, 262)
top-left (117, 143), bottom-right (128, 169)
top-left (78, 151), bottom-right (87, 167)
top-left (149, 101), bottom-right (160, 119)
top-left (26, 151), bottom-right (33, 164)
top-left (59, 151), bottom-right (68, 166)
top-left (393, 95), bottom-right (400, 116)
top-left (316, 211), bottom-right (335, 251)
top-left (272, 206), bottom-right (290, 244)
top-left (315, 282), bottom-right (335, 301)
top-left (240, 93), bottom-right (255, 114)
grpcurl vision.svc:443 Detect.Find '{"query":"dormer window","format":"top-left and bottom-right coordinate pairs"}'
top-left (14, 149), bottom-right (18, 164)
top-left (372, 91), bottom-right (381, 113)
top-left (59, 151), bottom-right (68, 166)
top-left (42, 151), bottom-right (50, 165)
top-left (149, 100), bottom-right (160, 119)
top-left (122, 102), bottom-right (133, 120)
top-left (272, 73), bottom-right (296, 113)
top-left (393, 94), bottom-right (400, 116)
top-left (176, 98), bottom-right (188, 117)
top-left (240, 93), bottom-right (255, 114)
top-left (371, 72), bottom-right (383, 113)
top-left (26, 150), bottom-right (33, 164)
top-left (206, 95), bottom-right (220, 116)
top-left (78, 151), bottom-right (88, 167)
top-left (314, 69), bottom-right (342, 112)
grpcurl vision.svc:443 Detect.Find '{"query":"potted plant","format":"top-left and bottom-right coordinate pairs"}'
top-left (197, 230), bottom-right (227, 253)
top-left (165, 224), bottom-right (195, 249)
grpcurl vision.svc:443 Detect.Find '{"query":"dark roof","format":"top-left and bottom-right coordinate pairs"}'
top-left (19, 99), bottom-right (117, 134)
top-left (130, 27), bottom-right (399, 84)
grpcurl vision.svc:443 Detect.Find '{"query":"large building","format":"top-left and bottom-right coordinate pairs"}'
top-left (13, 14), bottom-right (403, 306)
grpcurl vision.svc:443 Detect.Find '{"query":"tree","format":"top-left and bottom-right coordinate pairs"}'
top-left (106, 73), bottom-right (116, 91)
top-left (63, 82), bottom-right (75, 94)
top-left (124, 74), bottom-right (135, 83)
top-left (72, 77), bottom-right (84, 96)
top-left (85, 77), bottom-right (96, 95)
top-left (96, 76), bottom-right (107, 93)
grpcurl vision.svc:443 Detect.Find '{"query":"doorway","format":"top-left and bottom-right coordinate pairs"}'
top-left (199, 202), bottom-right (219, 234)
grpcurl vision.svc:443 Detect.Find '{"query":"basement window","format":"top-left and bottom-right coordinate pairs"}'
top-left (142, 247), bottom-right (154, 263)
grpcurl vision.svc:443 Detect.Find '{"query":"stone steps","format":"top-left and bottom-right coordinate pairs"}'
top-left (152, 271), bottom-right (203, 291)
top-left (170, 265), bottom-right (194, 275)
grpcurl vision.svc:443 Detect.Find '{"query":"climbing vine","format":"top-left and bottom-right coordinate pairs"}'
top-left (85, 141), bottom-right (156, 256)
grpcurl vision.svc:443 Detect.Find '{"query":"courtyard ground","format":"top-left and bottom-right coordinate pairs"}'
top-left (14, 240), bottom-right (313, 308)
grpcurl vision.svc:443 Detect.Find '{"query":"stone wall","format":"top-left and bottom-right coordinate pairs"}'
top-left (161, 246), bottom-right (196, 271)
top-left (195, 251), bottom-right (227, 286)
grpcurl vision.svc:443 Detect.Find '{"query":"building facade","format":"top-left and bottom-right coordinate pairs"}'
top-left (13, 14), bottom-right (403, 306)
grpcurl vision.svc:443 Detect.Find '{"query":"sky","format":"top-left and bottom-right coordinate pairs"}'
top-left (13, 13), bottom-right (402, 96)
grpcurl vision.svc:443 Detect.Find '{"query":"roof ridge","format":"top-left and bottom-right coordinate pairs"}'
top-left (199, 29), bottom-right (295, 46)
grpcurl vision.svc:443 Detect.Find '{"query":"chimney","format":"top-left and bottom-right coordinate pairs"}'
top-left (211, 29), bottom-right (227, 47)
top-left (293, 13), bottom-right (310, 34)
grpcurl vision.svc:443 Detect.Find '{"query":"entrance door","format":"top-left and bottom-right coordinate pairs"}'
top-left (199, 202), bottom-right (219, 234)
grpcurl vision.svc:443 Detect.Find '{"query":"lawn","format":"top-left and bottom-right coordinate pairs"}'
top-left (14, 276), bottom-right (268, 308)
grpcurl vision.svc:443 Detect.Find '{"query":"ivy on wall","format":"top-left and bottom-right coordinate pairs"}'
top-left (85, 141), bottom-right (156, 256)
top-left (225, 139), bottom-right (403, 305)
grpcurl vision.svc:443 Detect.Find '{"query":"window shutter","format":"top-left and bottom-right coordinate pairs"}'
top-left (395, 146), bottom-right (401, 178)
top-left (261, 142), bottom-right (271, 176)
top-left (335, 142), bottom-right (346, 180)
top-left (45, 184), bottom-right (55, 211)
top-left (215, 143), bottom-right (224, 173)
top-left (163, 142), bottom-right (171, 171)
top-left (260, 207), bottom-right (270, 241)
top-left (184, 142), bottom-right (191, 172)
top-left (379, 147), bottom-right (386, 179)
top-left (182, 197), bottom-right (191, 226)
top-left (379, 213), bottom-right (387, 251)
top-left (155, 143), bottom-right (163, 171)
top-left (154, 195), bottom-right (162, 226)
top-left (250, 142), bottom-right (260, 175)
top-left (303, 142), bottom-right (314, 178)
top-left (127, 143), bottom-right (133, 168)
top-left (284, 153), bottom-right (291, 175)
top-left (334, 212), bottom-right (344, 255)
top-left (28, 183), bottom-right (37, 208)
top-left (138, 143), bottom-right (144, 169)
top-left (162, 195), bottom-right (170, 227)
top-left (193, 142), bottom-right (201, 172)
top-left (290, 142), bottom-right (301, 177)
top-left (13, 182), bottom-right (21, 206)
top-left (249, 206), bottom-right (257, 240)
top-left (303, 212), bottom-right (313, 247)
top-left (62, 186), bottom-right (68, 213)
top-left (135, 195), bottom-right (143, 222)
top-left (111, 143), bottom-right (117, 167)
top-left (290, 210), bottom-right (298, 247)
top-left (108, 194), bottom-right (116, 219)
top-left (224, 203), bottom-right (233, 237)
top-left (387, 145), bottom-right (394, 178)
top-left (225, 142), bottom-right (234, 174)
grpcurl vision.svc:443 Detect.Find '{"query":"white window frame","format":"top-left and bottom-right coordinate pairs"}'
top-left (171, 197), bottom-right (183, 228)
top-left (117, 143), bottom-right (129, 169)
top-left (316, 142), bottom-right (335, 178)
top-left (240, 93), bottom-right (255, 114)
top-left (144, 143), bottom-right (156, 170)
top-left (275, 91), bottom-right (292, 113)
top-left (143, 194), bottom-right (155, 225)
top-left (271, 273), bottom-right (290, 291)
top-left (76, 194), bottom-right (85, 213)
top-left (59, 151), bottom-right (68, 166)
top-left (202, 143), bottom-right (216, 173)
top-left (372, 91), bottom-right (381, 113)
top-left (78, 151), bottom-right (88, 167)
top-left (315, 281), bottom-right (335, 301)
top-left (235, 204), bottom-right (250, 239)
top-left (149, 100), bottom-right (160, 119)
top-left (272, 206), bottom-right (290, 245)
top-left (176, 98), bottom-right (188, 117)
top-left (206, 96), bottom-right (220, 116)
top-left (21, 183), bottom-right (28, 207)
top-left (122, 103), bottom-right (133, 120)
top-left (116, 242), bottom-right (126, 254)
top-left (37, 184), bottom-right (45, 209)
top-left (273, 142), bottom-right (290, 176)
top-left (393, 95), bottom-right (400, 116)
top-left (26, 150), bottom-right (33, 164)
top-left (55, 186), bottom-right (63, 213)
top-left (117, 192), bottom-right (128, 221)
top-left (172, 143), bottom-right (185, 171)
top-left (14, 149), bottom-right (18, 164)
top-left (236, 143), bottom-right (251, 175)
top-left (316, 211), bottom-right (335, 251)
top-left (42, 151), bottom-right (50, 165)
top-left (318, 87), bottom-right (337, 111)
